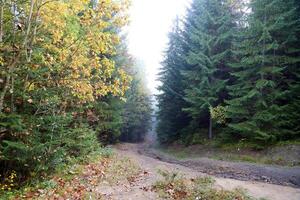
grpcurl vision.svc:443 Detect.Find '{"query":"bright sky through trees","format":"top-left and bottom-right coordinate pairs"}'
top-left (127, 0), bottom-right (191, 94)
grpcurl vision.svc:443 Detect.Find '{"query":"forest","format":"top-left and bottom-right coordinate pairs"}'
top-left (0, 0), bottom-right (151, 194)
top-left (0, 0), bottom-right (300, 199)
top-left (157, 0), bottom-right (300, 148)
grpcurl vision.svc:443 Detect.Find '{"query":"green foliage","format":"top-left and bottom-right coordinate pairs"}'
top-left (0, 113), bottom-right (24, 133)
top-left (226, 0), bottom-right (300, 144)
top-left (91, 98), bottom-right (123, 145)
top-left (157, 0), bottom-right (300, 147)
top-left (180, 127), bottom-right (208, 146)
top-left (121, 60), bottom-right (152, 142)
top-left (0, 0), bottom-right (151, 194)
top-left (156, 18), bottom-right (192, 144)
top-left (182, 0), bottom-right (236, 139)
top-left (0, 113), bottom-right (101, 186)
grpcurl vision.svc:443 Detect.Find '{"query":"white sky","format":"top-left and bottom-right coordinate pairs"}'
top-left (127, 0), bottom-right (191, 94)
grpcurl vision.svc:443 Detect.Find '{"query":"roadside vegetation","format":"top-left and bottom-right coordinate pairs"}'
top-left (158, 140), bottom-right (300, 167)
top-left (158, 145), bottom-right (300, 167)
top-left (153, 170), bottom-right (259, 200)
top-left (0, 0), bottom-right (151, 196)
top-left (1, 150), bottom-right (142, 200)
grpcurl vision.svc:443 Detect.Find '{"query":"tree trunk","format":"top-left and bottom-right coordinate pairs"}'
top-left (0, 3), bottom-right (4, 42)
top-left (208, 114), bottom-right (213, 140)
top-left (0, 52), bottom-right (20, 113)
top-left (28, 0), bottom-right (42, 62)
top-left (0, 75), bottom-right (10, 112)
top-left (23, 0), bottom-right (35, 61)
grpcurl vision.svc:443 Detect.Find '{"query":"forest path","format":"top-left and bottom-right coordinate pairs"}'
top-left (111, 143), bottom-right (300, 200)
top-left (139, 144), bottom-right (300, 187)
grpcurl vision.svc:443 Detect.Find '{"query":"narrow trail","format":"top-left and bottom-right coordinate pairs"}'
top-left (112, 143), bottom-right (300, 200)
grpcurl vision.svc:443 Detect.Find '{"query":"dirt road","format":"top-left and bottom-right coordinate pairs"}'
top-left (139, 145), bottom-right (300, 187)
top-left (111, 143), bottom-right (300, 200)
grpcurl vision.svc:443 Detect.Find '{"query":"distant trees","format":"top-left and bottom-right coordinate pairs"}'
top-left (120, 60), bottom-right (152, 143)
top-left (157, 0), bottom-right (300, 146)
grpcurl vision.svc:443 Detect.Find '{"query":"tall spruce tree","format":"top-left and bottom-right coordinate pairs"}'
top-left (276, 0), bottom-right (300, 139)
top-left (226, 0), bottom-right (300, 143)
top-left (157, 18), bottom-right (191, 143)
top-left (182, 0), bottom-right (236, 139)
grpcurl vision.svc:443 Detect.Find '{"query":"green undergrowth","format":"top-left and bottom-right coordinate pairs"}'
top-left (0, 148), bottom-right (143, 200)
top-left (0, 147), bottom-right (113, 200)
top-left (158, 140), bottom-right (300, 167)
top-left (153, 170), bottom-right (264, 200)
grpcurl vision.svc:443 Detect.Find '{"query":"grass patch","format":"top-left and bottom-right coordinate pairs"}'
top-left (276, 140), bottom-right (300, 146)
top-left (159, 142), bottom-right (300, 167)
top-left (153, 170), bottom-right (262, 200)
top-left (104, 155), bottom-right (142, 185)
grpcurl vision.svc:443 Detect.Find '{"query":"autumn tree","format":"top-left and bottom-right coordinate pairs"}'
top-left (0, 0), bottom-right (133, 187)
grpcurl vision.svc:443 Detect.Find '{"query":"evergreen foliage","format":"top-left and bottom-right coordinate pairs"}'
top-left (0, 0), bottom-right (152, 190)
top-left (182, 0), bottom-right (236, 139)
top-left (226, 0), bottom-right (300, 143)
top-left (157, 18), bottom-right (191, 144)
top-left (90, 98), bottom-right (124, 145)
top-left (120, 60), bottom-right (152, 143)
top-left (157, 0), bottom-right (300, 146)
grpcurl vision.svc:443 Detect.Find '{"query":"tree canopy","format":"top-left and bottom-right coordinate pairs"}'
top-left (157, 0), bottom-right (300, 146)
top-left (0, 0), bottom-right (152, 190)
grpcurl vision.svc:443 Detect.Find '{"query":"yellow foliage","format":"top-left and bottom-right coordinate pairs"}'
top-left (0, 56), bottom-right (4, 66)
top-left (33, 0), bottom-right (131, 103)
top-left (0, 171), bottom-right (17, 191)
top-left (210, 105), bottom-right (227, 124)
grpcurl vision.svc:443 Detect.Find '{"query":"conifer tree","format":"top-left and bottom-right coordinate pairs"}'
top-left (276, 0), bottom-right (300, 139)
top-left (226, 0), bottom-right (300, 142)
top-left (182, 0), bottom-right (236, 139)
top-left (121, 60), bottom-right (152, 142)
top-left (157, 18), bottom-right (191, 143)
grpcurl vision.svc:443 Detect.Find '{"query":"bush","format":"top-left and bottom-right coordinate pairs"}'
top-left (0, 112), bottom-right (101, 190)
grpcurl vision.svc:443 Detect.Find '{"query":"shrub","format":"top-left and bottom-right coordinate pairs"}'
top-left (0, 111), bottom-right (101, 191)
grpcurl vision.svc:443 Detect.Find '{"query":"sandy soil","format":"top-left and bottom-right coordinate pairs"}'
top-left (107, 143), bottom-right (300, 200)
